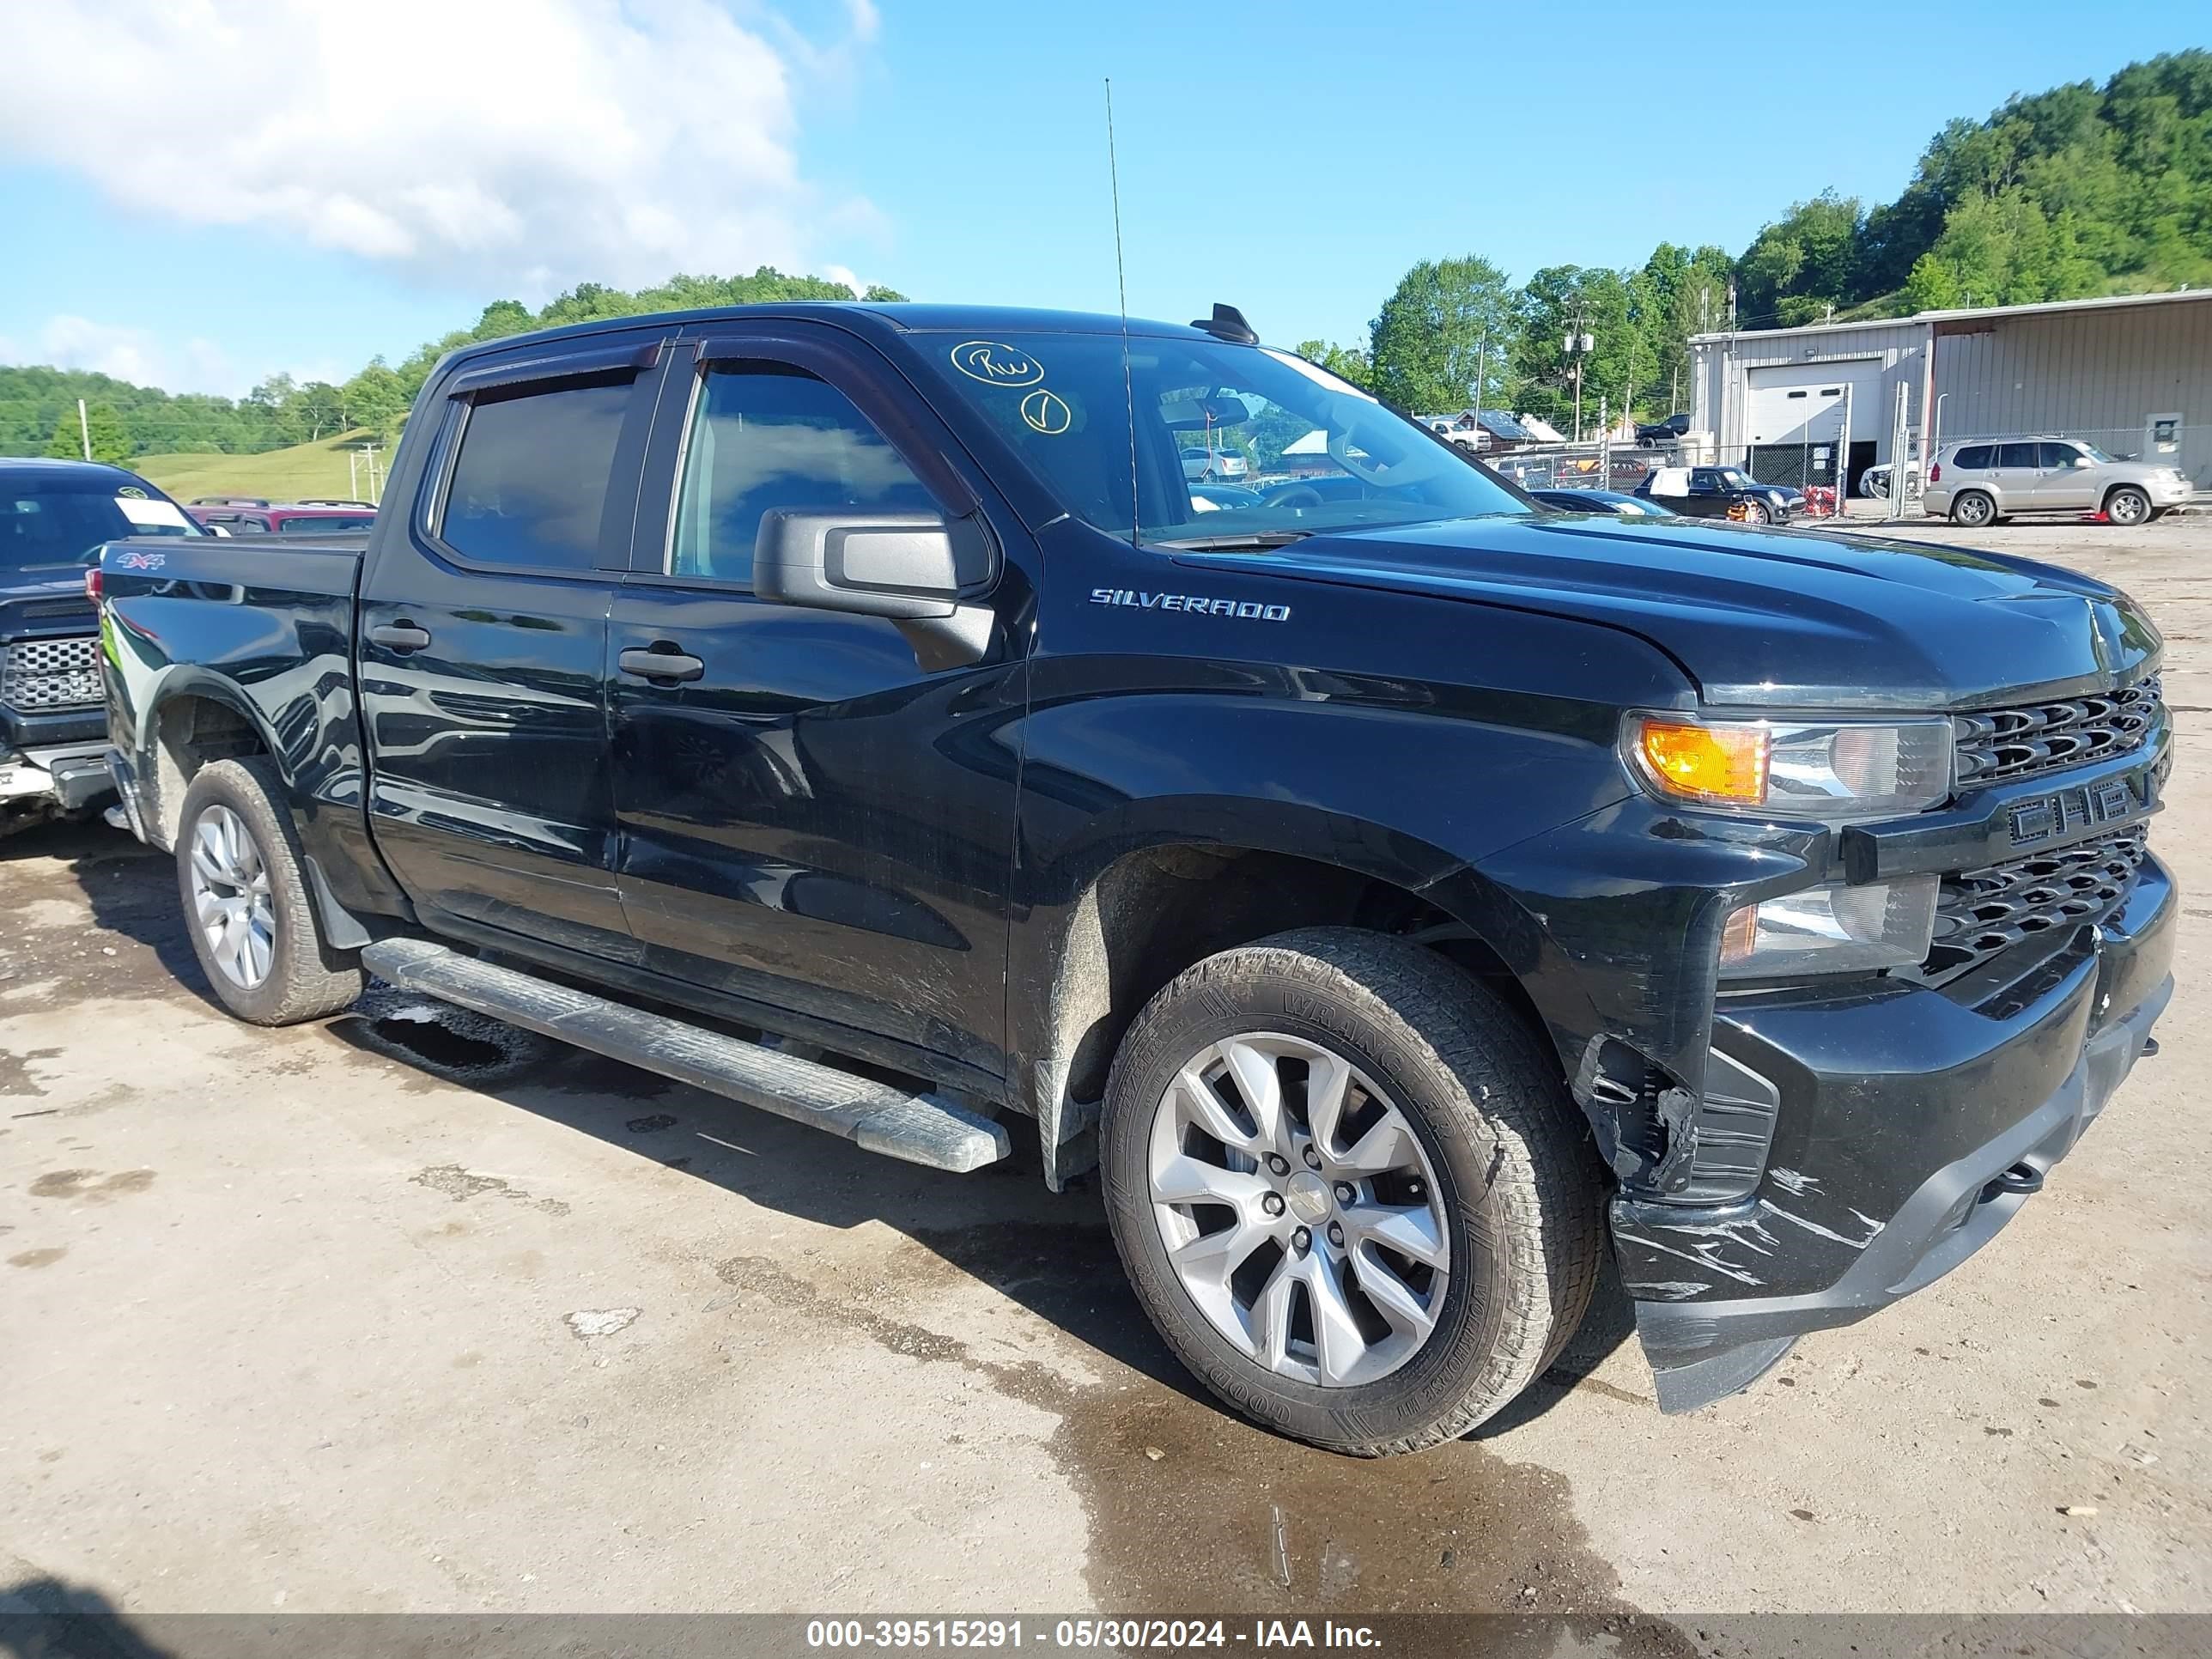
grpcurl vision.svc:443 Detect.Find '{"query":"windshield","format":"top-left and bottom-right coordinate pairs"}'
top-left (3, 477), bottom-right (198, 574)
top-left (1714, 467), bottom-right (1756, 489)
top-left (2077, 441), bottom-right (2116, 464)
top-left (919, 331), bottom-right (1530, 543)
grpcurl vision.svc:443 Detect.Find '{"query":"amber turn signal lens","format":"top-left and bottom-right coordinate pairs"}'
top-left (1718, 902), bottom-right (1762, 967)
top-left (1635, 719), bottom-right (1771, 805)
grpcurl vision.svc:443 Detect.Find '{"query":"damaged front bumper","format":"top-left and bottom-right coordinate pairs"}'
top-left (1619, 851), bottom-right (2175, 1411)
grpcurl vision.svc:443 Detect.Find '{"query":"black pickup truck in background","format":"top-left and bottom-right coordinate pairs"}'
top-left (1, 459), bottom-right (199, 836)
top-left (94, 301), bottom-right (2175, 1453)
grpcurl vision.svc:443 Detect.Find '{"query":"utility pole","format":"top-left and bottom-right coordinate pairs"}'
top-left (77, 399), bottom-right (91, 461)
top-left (1727, 282), bottom-right (1737, 331)
top-left (1565, 310), bottom-right (1594, 444)
top-left (1698, 286), bottom-right (1711, 334)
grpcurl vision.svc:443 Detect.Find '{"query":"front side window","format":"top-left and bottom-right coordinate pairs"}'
top-left (669, 363), bottom-right (933, 585)
top-left (917, 330), bottom-right (1528, 544)
top-left (2039, 442), bottom-right (2084, 469)
top-left (441, 374), bottom-right (634, 571)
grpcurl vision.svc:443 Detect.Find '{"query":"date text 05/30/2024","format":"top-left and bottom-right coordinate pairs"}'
top-left (805, 1621), bottom-right (1380, 1650)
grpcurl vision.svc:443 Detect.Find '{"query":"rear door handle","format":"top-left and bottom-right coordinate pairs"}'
top-left (618, 646), bottom-right (705, 683)
top-left (368, 622), bottom-right (432, 652)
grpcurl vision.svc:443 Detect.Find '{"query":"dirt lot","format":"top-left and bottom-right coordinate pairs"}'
top-left (4, 512), bottom-right (2209, 1630)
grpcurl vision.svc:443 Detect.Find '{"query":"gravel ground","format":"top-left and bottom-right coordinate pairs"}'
top-left (3, 510), bottom-right (2208, 1635)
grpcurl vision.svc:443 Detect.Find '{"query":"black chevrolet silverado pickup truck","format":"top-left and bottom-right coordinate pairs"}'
top-left (94, 301), bottom-right (2175, 1453)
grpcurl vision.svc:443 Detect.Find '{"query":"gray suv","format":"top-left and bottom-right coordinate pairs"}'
top-left (1923, 436), bottom-right (2191, 527)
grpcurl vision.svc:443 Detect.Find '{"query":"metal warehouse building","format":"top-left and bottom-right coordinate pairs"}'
top-left (1689, 289), bottom-right (2211, 497)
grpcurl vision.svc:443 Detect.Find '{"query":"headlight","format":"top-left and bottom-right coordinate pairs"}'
top-left (1625, 714), bottom-right (1953, 820)
top-left (1720, 876), bottom-right (1938, 980)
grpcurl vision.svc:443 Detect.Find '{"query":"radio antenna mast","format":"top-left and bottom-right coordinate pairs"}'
top-left (1106, 77), bottom-right (1139, 550)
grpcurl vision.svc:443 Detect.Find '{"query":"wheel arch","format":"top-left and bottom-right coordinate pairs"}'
top-left (1011, 804), bottom-right (1566, 1191)
top-left (136, 674), bottom-right (284, 850)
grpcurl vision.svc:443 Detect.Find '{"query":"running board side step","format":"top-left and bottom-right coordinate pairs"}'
top-left (361, 939), bottom-right (1011, 1173)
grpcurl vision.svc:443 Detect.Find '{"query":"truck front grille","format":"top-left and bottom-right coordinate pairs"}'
top-left (1, 635), bottom-right (103, 711)
top-left (1925, 828), bottom-right (2148, 978)
top-left (1953, 676), bottom-right (2160, 788)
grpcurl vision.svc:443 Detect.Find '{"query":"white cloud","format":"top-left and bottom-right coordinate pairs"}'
top-left (0, 0), bottom-right (881, 298)
top-left (0, 315), bottom-right (347, 397)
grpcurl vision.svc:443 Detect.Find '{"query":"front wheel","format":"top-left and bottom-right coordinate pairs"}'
top-left (1746, 500), bottom-right (1773, 524)
top-left (176, 757), bottom-right (366, 1024)
top-left (2106, 485), bottom-right (2151, 526)
top-left (1100, 928), bottom-right (1603, 1455)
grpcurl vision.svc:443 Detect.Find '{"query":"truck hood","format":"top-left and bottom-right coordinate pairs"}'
top-left (1183, 514), bottom-right (2160, 710)
top-left (1, 563), bottom-right (96, 638)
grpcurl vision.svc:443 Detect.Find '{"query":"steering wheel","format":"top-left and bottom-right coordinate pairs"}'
top-left (1266, 483), bottom-right (1325, 509)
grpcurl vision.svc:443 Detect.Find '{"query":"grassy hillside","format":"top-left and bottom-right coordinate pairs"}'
top-left (128, 433), bottom-right (386, 503)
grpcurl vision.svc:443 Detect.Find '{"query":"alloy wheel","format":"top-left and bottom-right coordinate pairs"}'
top-left (1146, 1032), bottom-right (1449, 1388)
top-left (188, 805), bottom-right (276, 989)
top-left (2107, 489), bottom-right (2148, 526)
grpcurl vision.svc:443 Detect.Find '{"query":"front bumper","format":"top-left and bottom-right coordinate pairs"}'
top-left (0, 739), bottom-right (116, 814)
top-left (1620, 852), bottom-right (2175, 1410)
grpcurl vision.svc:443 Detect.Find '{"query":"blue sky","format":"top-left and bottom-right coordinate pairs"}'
top-left (0, 0), bottom-right (2202, 398)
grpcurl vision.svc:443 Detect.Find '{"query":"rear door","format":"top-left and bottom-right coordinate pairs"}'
top-left (358, 328), bottom-right (669, 957)
top-left (1987, 441), bottom-right (2041, 512)
top-left (604, 325), bottom-right (1031, 1087)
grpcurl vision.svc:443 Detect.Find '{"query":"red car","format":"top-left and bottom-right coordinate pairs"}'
top-left (186, 502), bottom-right (376, 536)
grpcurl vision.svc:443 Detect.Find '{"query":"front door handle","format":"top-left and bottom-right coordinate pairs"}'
top-left (618, 646), bottom-right (705, 683)
top-left (368, 622), bottom-right (432, 652)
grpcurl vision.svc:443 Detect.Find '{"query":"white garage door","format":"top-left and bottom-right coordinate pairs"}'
top-left (1745, 362), bottom-right (1887, 446)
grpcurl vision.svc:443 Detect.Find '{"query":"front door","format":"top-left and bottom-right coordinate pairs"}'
top-left (2032, 441), bottom-right (2097, 510)
top-left (605, 330), bottom-right (1030, 1088)
top-left (1682, 469), bottom-right (1729, 517)
top-left (359, 331), bottom-right (666, 956)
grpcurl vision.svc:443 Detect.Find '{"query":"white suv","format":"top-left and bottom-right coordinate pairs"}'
top-left (1922, 436), bottom-right (2191, 527)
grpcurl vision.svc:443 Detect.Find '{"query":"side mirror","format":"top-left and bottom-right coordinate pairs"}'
top-left (754, 508), bottom-right (997, 670)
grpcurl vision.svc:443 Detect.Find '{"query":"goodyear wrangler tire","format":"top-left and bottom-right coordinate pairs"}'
top-left (1100, 927), bottom-right (1603, 1455)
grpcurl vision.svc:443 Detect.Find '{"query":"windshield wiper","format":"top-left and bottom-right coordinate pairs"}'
top-left (1148, 530), bottom-right (1316, 551)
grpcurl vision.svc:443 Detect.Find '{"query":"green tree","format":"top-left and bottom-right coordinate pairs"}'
top-left (1735, 192), bottom-right (1863, 325)
top-left (343, 360), bottom-right (410, 441)
top-left (1293, 339), bottom-right (1372, 388)
top-left (1901, 252), bottom-right (1962, 312)
top-left (43, 403), bottom-right (131, 462)
top-left (1367, 256), bottom-right (1514, 414)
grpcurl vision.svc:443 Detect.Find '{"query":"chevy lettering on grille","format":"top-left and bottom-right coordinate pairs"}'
top-left (2008, 774), bottom-right (2148, 848)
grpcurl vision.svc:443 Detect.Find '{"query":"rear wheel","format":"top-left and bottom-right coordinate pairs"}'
top-left (176, 757), bottom-right (366, 1024)
top-left (1951, 489), bottom-right (1996, 527)
top-left (2106, 485), bottom-right (2151, 526)
top-left (1100, 927), bottom-right (1603, 1455)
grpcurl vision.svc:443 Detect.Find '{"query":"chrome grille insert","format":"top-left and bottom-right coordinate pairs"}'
top-left (1, 635), bottom-right (102, 711)
top-left (1954, 676), bottom-right (2160, 787)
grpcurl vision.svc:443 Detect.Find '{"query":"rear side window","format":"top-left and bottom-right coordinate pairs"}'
top-left (1997, 442), bottom-right (2039, 469)
top-left (1953, 445), bottom-right (1992, 471)
top-left (669, 363), bottom-right (934, 585)
top-left (441, 375), bottom-right (633, 571)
